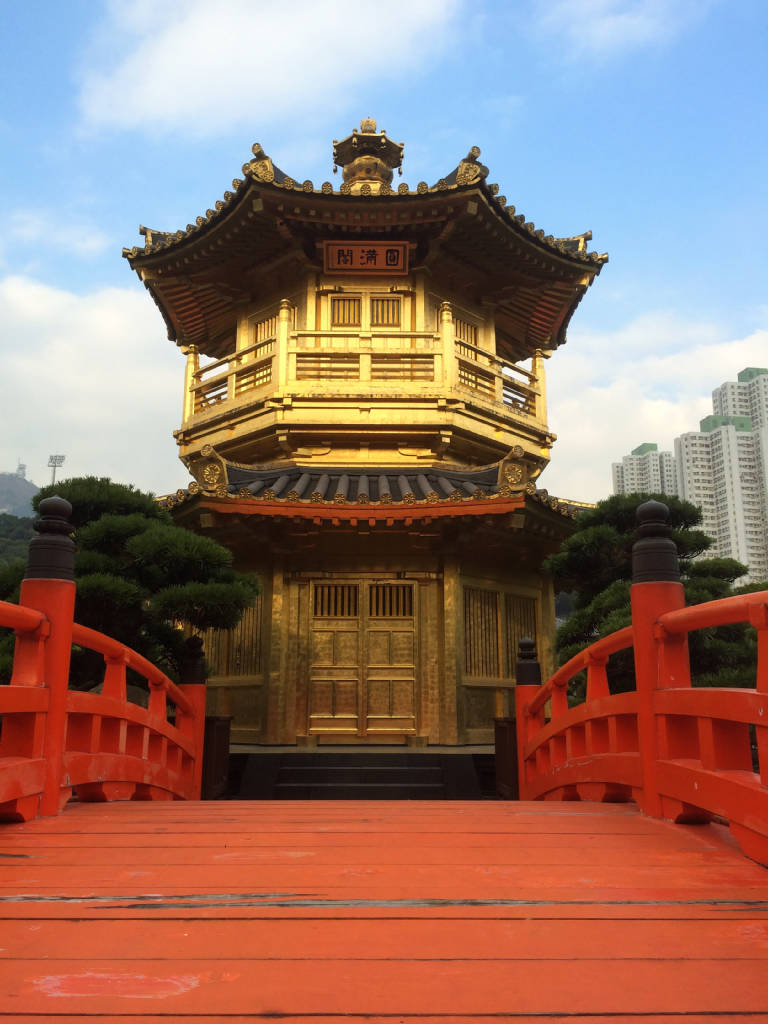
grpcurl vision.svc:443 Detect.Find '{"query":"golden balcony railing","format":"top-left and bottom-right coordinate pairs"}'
top-left (291, 330), bottom-right (442, 353)
top-left (183, 327), bottom-right (540, 423)
top-left (191, 338), bottom-right (276, 413)
top-left (288, 330), bottom-right (443, 388)
top-left (454, 339), bottom-right (539, 417)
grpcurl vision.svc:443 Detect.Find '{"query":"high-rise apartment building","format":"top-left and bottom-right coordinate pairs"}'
top-left (712, 367), bottom-right (768, 426)
top-left (675, 416), bottom-right (767, 581)
top-left (614, 369), bottom-right (768, 584)
top-left (611, 442), bottom-right (678, 497)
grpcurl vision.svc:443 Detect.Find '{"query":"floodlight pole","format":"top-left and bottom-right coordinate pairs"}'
top-left (48, 455), bottom-right (66, 487)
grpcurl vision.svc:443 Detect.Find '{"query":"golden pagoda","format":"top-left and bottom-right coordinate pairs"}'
top-left (124, 120), bottom-right (607, 746)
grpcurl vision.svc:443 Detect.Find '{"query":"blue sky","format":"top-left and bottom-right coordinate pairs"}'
top-left (1, 0), bottom-right (766, 502)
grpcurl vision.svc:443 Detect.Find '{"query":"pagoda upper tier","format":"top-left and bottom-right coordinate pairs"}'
top-left (124, 121), bottom-right (607, 473)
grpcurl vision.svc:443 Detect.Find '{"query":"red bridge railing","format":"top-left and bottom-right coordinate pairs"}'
top-left (516, 499), bottom-right (768, 865)
top-left (0, 497), bottom-right (205, 822)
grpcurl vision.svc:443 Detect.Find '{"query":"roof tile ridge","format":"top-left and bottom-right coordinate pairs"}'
top-left (124, 176), bottom-right (250, 258)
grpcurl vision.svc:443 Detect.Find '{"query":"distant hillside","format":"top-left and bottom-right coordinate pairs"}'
top-left (0, 513), bottom-right (35, 566)
top-left (0, 473), bottom-right (39, 517)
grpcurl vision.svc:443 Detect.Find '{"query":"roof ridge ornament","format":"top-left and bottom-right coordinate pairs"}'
top-left (456, 146), bottom-right (489, 186)
top-left (555, 230), bottom-right (592, 254)
top-left (332, 119), bottom-right (404, 195)
top-left (245, 142), bottom-right (275, 184)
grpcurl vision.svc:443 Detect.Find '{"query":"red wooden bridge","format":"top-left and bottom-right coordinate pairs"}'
top-left (1, 498), bottom-right (767, 1020)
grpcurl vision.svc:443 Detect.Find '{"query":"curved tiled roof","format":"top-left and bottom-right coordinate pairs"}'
top-left (227, 463), bottom-right (499, 502)
top-left (123, 143), bottom-right (607, 268)
top-left (164, 462), bottom-right (578, 518)
top-left (124, 134), bottom-right (608, 358)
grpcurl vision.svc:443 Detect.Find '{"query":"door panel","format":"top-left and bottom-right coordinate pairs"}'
top-left (309, 581), bottom-right (417, 737)
top-left (391, 629), bottom-right (415, 664)
top-left (366, 678), bottom-right (391, 718)
top-left (308, 585), bottom-right (361, 735)
top-left (364, 581), bottom-right (416, 735)
top-left (392, 678), bottom-right (415, 717)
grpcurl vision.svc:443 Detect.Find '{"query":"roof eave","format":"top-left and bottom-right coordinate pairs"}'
top-left (122, 171), bottom-right (607, 273)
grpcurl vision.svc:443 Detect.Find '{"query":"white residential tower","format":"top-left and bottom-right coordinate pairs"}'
top-left (613, 368), bottom-right (768, 584)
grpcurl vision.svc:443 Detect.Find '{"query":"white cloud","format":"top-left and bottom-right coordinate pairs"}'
top-left (540, 315), bottom-right (768, 503)
top-left (8, 210), bottom-right (111, 259)
top-left (78, 0), bottom-right (461, 136)
top-left (0, 275), bottom-right (190, 496)
top-left (531, 0), bottom-right (714, 59)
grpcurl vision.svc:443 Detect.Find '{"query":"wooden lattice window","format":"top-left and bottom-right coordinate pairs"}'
top-left (202, 595), bottom-right (263, 676)
top-left (254, 313), bottom-right (279, 342)
top-left (313, 584), bottom-right (359, 617)
top-left (331, 296), bottom-right (361, 327)
top-left (252, 306), bottom-right (294, 341)
top-left (464, 588), bottom-right (500, 677)
top-left (454, 317), bottom-right (478, 346)
top-left (296, 354), bottom-right (360, 380)
top-left (371, 297), bottom-right (401, 327)
top-left (369, 583), bottom-right (414, 617)
top-left (505, 595), bottom-right (537, 675)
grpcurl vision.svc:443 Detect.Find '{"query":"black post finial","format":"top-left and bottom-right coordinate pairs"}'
top-left (516, 636), bottom-right (541, 685)
top-left (632, 499), bottom-right (681, 584)
top-left (25, 496), bottom-right (76, 581)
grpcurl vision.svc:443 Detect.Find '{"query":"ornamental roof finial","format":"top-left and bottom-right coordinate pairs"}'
top-left (332, 119), bottom-right (404, 193)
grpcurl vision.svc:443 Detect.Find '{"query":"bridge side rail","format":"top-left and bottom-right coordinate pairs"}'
top-left (0, 602), bottom-right (51, 821)
top-left (0, 497), bottom-right (205, 822)
top-left (516, 499), bottom-right (768, 865)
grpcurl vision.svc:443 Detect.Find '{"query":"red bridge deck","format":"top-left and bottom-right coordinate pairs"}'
top-left (2, 799), bottom-right (768, 1022)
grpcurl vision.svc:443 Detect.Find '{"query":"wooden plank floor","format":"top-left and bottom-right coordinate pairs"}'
top-left (1, 799), bottom-right (768, 1022)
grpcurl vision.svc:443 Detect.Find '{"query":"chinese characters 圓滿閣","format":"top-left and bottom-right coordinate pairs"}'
top-left (324, 242), bottom-right (408, 274)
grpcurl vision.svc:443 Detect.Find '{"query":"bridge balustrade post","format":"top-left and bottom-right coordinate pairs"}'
top-left (177, 635), bottom-right (208, 799)
top-left (514, 637), bottom-right (542, 801)
top-left (18, 497), bottom-right (77, 817)
top-left (630, 500), bottom-right (686, 818)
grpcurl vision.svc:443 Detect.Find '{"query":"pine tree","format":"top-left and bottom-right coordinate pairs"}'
top-left (0, 477), bottom-right (258, 689)
top-left (544, 493), bottom-right (762, 698)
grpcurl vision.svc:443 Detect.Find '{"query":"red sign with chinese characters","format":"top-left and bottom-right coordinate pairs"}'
top-left (323, 242), bottom-right (409, 275)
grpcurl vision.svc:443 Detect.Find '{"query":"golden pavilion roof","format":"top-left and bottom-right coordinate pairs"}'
top-left (124, 124), bottom-right (607, 359)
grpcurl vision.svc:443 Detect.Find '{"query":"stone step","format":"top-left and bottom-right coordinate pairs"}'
top-left (270, 752), bottom-right (445, 767)
top-left (277, 766), bottom-right (444, 785)
top-left (274, 782), bottom-right (447, 800)
top-left (230, 752), bottom-right (490, 800)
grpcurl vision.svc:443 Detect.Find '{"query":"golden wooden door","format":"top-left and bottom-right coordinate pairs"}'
top-left (365, 582), bottom-right (417, 735)
top-left (308, 580), bottom-right (417, 737)
top-left (308, 582), bottom-right (361, 736)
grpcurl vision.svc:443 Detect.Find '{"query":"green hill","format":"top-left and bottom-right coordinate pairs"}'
top-left (0, 473), bottom-right (39, 517)
top-left (0, 513), bottom-right (34, 566)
